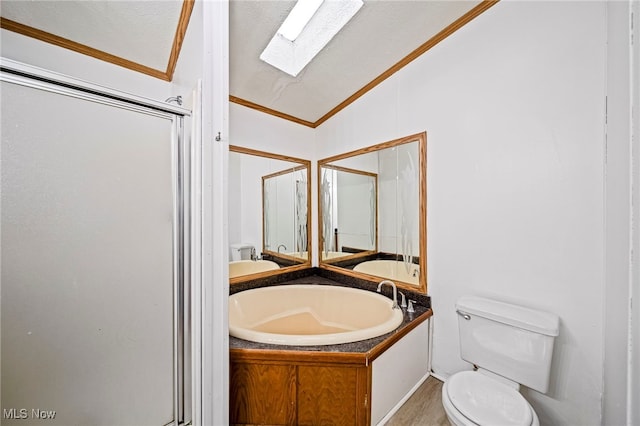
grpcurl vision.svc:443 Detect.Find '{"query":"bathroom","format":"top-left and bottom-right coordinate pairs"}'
top-left (1, 1), bottom-right (638, 425)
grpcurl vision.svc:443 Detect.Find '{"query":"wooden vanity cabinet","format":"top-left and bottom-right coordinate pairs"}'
top-left (230, 351), bottom-right (370, 425)
top-left (229, 308), bottom-right (433, 425)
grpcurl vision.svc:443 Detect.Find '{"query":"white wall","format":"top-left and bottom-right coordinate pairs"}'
top-left (229, 103), bottom-right (317, 260)
top-left (315, 2), bottom-right (608, 425)
top-left (230, 102), bottom-right (316, 158)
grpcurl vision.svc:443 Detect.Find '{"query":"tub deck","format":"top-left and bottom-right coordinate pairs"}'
top-left (229, 275), bottom-right (431, 358)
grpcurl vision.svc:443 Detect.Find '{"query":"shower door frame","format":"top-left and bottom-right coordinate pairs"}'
top-left (0, 58), bottom-right (193, 426)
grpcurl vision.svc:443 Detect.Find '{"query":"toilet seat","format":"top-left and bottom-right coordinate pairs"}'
top-left (446, 371), bottom-right (534, 426)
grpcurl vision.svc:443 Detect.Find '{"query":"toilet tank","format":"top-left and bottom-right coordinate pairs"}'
top-left (456, 296), bottom-right (560, 393)
top-left (230, 243), bottom-right (254, 261)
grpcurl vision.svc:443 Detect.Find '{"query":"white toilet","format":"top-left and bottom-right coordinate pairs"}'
top-left (442, 296), bottom-right (560, 426)
top-left (230, 243), bottom-right (254, 261)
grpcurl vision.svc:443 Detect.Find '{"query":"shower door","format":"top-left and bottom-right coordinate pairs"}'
top-left (1, 64), bottom-right (189, 425)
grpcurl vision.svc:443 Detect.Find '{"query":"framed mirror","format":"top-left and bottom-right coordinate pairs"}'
top-left (318, 132), bottom-right (427, 293)
top-left (229, 146), bottom-right (311, 283)
top-left (320, 165), bottom-right (378, 259)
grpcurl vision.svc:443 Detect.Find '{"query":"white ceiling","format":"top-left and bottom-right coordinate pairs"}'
top-left (0, 0), bottom-right (491, 126)
top-left (1, 1), bottom-right (183, 72)
top-left (230, 0), bottom-right (483, 125)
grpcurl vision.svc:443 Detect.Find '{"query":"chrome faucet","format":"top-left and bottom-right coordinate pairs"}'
top-left (250, 247), bottom-right (260, 261)
top-left (277, 244), bottom-right (287, 253)
top-left (377, 280), bottom-right (400, 310)
top-left (398, 291), bottom-right (407, 309)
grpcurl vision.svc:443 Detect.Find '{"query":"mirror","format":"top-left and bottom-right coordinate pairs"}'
top-left (320, 165), bottom-right (378, 257)
top-left (229, 146), bottom-right (311, 283)
top-left (318, 133), bottom-right (427, 293)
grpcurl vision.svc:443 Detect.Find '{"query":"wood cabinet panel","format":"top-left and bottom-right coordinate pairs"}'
top-left (297, 365), bottom-right (368, 425)
top-left (230, 362), bottom-right (296, 425)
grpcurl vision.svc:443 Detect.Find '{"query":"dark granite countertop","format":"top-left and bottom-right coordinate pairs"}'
top-left (229, 271), bottom-right (432, 355)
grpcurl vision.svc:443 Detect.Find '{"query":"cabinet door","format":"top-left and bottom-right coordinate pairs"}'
top-left (230, 362), bottom-right (296, 425)
top-left (297, 365), bottom-right (369, 425)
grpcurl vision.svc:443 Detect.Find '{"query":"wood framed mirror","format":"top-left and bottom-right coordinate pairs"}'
top-left (229, 146), bottom-right (311, 284)
top-left (317, 132), bottom-right (427, 293)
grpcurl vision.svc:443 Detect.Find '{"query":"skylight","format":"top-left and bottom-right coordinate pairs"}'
top-left (277, 0), bottom-right (324, 42)
top-left (260, 0), bottom-right (364, 77)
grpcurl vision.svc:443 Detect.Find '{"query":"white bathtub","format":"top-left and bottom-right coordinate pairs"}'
top-left (284, 251), bottom-right (309, 260)
top-left (320, 251), bottom-right (353, 260)
top-left (229, 260), bottom-right (279, 278)
top-left (228, 284), bottom-right (404, 346)
top-left (353, 260), bottom-right (420, 285)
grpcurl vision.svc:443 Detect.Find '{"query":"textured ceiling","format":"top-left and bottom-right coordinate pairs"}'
top-left (230, 0), bottom-right (484, 125)
top-left (0, 0), bottom-right (495, 126)
top-left (1, 1), bottom-right (183, 72)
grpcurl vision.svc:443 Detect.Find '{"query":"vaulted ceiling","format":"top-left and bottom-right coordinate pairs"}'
top-left (0, 0), bottom-right (498, 128)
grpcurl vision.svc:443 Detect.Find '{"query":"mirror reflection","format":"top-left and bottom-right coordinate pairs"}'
top-left (318, 133), bottom-right (427, 293)
top-left (320, 164), bottom-right (377, 258)
top-left (263, 165), bottom-right (308, 258)
top-left (229, 146), bottom-right (311, 282)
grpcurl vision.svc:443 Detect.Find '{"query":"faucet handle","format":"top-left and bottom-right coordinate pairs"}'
top-left (398, 291), bottom-right (407, 309)
top-left (408, 300), bottom-right (416, 313)
top-left (250, 247), bottom-right (262, 261)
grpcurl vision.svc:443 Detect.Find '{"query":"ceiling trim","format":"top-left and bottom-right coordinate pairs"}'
top-left (166, 0), bottom-right (196, 81)
top-left (229, 95), bottom-right (317, 128)
top-left (0, 16), bottom-right (169, 80)
top-left (0, 0), bottom-right (195, 82)
top-left (230, 0), bottom-right (500, 129)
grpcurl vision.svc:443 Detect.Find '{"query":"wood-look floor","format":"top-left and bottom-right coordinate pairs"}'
top-left (385, 376), bottom-right (450, 426)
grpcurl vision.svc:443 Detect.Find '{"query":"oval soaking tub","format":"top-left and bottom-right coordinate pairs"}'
top-left (229, 284), bottom-right (404, 346)
top-left (229, 259), bottom-right (279, 278)
top-left (353, 259), bottom-right (420, 285)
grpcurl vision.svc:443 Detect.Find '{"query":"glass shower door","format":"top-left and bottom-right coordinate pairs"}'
top-left (1, 75), bottom-right (187, 425)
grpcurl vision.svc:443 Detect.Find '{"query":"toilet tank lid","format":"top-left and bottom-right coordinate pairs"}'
top-left (456, 296), bottom-right (559, 336)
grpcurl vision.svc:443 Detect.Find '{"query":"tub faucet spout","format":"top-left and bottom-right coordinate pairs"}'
top-left (377, 280), bottom-right (400, 310)
top-left (250, 247), bottom-right (260, 261)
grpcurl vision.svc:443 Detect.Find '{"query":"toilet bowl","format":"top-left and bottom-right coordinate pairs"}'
top-left (442, 371), bottom-right (539, 426)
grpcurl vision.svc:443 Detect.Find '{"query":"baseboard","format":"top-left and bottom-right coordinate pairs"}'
top-left (375, 371), bottom-right (431, 425)
top-left (429, 371), bottom-right (447, 383)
